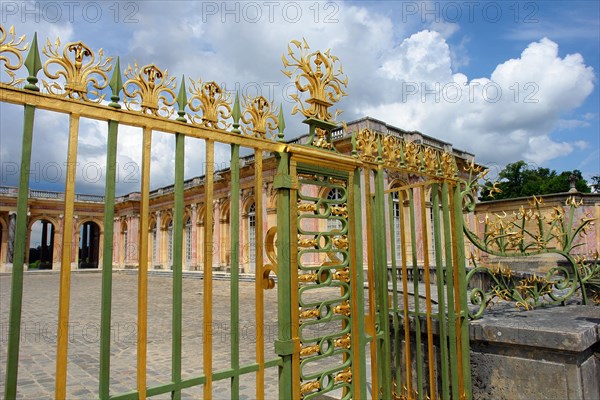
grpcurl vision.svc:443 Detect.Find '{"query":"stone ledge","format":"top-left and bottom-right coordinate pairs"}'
top-left (469, 305), bottom-right (599, 352)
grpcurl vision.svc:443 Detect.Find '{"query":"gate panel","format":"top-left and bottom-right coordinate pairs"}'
top-left (289, 159), bottom-right (365, 399)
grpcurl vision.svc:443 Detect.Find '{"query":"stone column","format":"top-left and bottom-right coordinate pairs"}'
top-left (7, 211), bottom-right (16, 263)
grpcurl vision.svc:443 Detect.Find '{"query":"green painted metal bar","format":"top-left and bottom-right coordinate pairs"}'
top-left (171, 131), bottom-right (184, 400)
top-left (441, 182), bottom-right (459, 400)
top-left (274, 151), bottom-right (293, 400)
top-left (373, 166), bottom-right (392, 399)
top-left (453, 184), bottom-right (473, 400)
top-left (408, 189), bottom-right (424, 400)
top-left (387, 192), bottom-right (402, 390)
top-left (3, 103), bottom-right (36, 400)
top-left (4, 33), bottom-right (42, 400)
top-left (109, 358), bottom-right (284, 400)
top-left (99, 58), bottom-right (122, 400)
top-left (352, 168), bottom-right (368, 400)
top-left (230, 141), bottom-right (240, 397)
top-left (431, 184), bottom-right (450, 400)
top-left (99, 119), bottom-right (119, 399)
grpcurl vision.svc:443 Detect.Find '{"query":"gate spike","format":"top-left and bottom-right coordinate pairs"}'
top-left (176, 75), bottom-right (188, 122)
top-left (108, 57), bottom-right (122, 108)
top-left (231, 92), bottom-right (241, 132)
top-left (277, 104), bottom-right (285, 142)
top-left (24, 32), bottom-right (42, 91)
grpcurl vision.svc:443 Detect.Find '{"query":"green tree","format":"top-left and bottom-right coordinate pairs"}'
top-left (480, 161), bottom-right (590, 201)
top-left (592, 175), bottom-right (600, 193)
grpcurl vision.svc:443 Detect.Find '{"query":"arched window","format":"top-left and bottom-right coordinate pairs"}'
top-left (326, 188), bottom-right (343, 232)
top-left (248, 203), bottom-right (256, 270)
top-left (185, 217), bottom-right (192, 265)
top-left (167, 219), bottom-right (174, 268)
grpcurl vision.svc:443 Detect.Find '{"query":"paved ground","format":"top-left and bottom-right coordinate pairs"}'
top-left (0, 271), bottom-right (363, 399)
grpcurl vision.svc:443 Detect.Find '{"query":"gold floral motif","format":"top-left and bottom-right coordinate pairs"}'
top-left (298, 273), bottom-right (318, 283)
top-left (333, 300), bottom-right (350, 316)
top-left (381, 135), bottom-right (402, 167)
top-left (282, 38), bottom-right (348, 122)
top-left (299, 308), bottom-right (320, 319)
top-left (424, 147), bottom-right (439, 174)
top-left (334, 335), bottom-right (351, 349)
top-left (0, 25), bottom-right (28, 86)
top-left (333, 268), bottom-right (350, 283)
top-left (300, 380), bottom-right (320, 395)
top-left (328, 177), bottom-right (347, 187)
top-left (404, 141), bottom-right (420, 170)
top-left (332, 235), bottom-right (348, 250)
top-left (298, 235), bottom-right (318, 248)
top-left (355, 128), bottom-right (379, 162)
top-left (298, 201), bottom-right (317, 212)
top-left (441, 152), bottom-right (456, 177)
top-left (188, 79), bottom-right (232, 129)
top-left (300, 344), bottom-right (320, 357)
top-left (330, 204), bottom-right (347, 218)
top-left (123, 63), bottom-right (176, 117)
top-left (334, 367), bottom-right (352, 383)
top-left (241, 95), bottom-right (278, 139)
top-left (42, 38), bottom-right (112, 101)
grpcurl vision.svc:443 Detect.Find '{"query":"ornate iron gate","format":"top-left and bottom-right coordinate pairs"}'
top-left (1, 26), bottom-right (473, 399)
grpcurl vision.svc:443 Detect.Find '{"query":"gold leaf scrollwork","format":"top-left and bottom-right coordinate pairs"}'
top-left (333, 300), bottom-right (350, 316)
top-left (334, 335), bottom-right (351, 349)
top-left (334, 367), bottom-right (352, 383)
top-left (299, 307), bottom-right (320, 319)
top-left (188, 79), bottom-right (232, 129)
top-left (332, 235), bottom-right (348, 250)
top-left (300, 380), bottom-right (320, 395)
top-left (298, 235), bottom-right (318, 248)
top-left (405, 140), bottom-right (420, 171)
top-left (299, 344), bottom-right (320, 357)
top-left (0, 25), bottom-right (28, 86)
top-left (330, 204), bottom-right (348, 218)
top-left (312, 127), bottom-right (333, 149)
top-left (298, 201), bottom-right (317, 212)
top-left (282, 38), bottom-right (348, 123)
top-left (42, 38), bottom-right (112, 102)
top-left (424, 147), bottom-right (439, 174)
top-left (355, 128), bottom-right (379, 162)
top-left (241, 95), bottom-right (278, 139)
top-left (382, 135), bottom-right (402, 167)
top-left (123, 62), bottom-right (176, 117)
top-left (333, 268), bottom-right (350, 282)
top-left (441, 152), bottom-right (456, 177)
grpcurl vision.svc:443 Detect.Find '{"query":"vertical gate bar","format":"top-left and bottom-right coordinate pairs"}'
top-left (448, 188), bottom-right (465, 398)
top-left (137, 127), bottom-right (152, 400)
top-left (230, 143), bottom-right (240, 398)
top-left (398, 190), bottom-right (413, 398)
top-left (374, 166), bottom-right (392, 399)
top-left (363, 167), bottom-right (378, 399)
top-left (3, 104), bottom-right (36, 400)
top-left (172, 132), bottom-right (185, 399)
top-left (452, 184), bottom-right (472, 400)
top-left (408, 189), bottom-right (423, 400)
top-left (254, 150), bottom-right (265, 399)
top-left (275, 152), bottom-right (293, 400)
top-left (203, 140), bottom-right (215, 399)
top-left (419, 186), bottom-right (436, 400)
top-left (387, 191), bottom-right (402, 391)
top-left (289, 159), bottom-right (300, 400)
top-left (55, 113), bottom-right (80, 399)
top-left (441, 182), bottom-right (459, 400)
top-left (431, 184), bottom-right (450, 400)
top-left (99, 119), bottom-right (119, 399)
top-left (351, 168), bottom-right (367, 399)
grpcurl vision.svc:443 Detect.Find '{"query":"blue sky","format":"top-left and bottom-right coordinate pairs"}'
top-left (0, 1), bottom-right (598, 195)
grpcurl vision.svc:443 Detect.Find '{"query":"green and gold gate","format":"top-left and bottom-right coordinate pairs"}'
top-left (1, 26), bottom-right (472, 399)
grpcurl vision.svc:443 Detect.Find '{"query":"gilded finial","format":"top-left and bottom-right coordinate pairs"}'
top-left (176, 75), bottom-right (187, 122)
top-left (108, 57), bottom-right (122, 108)
top-left (277, 104), bottom-right (285, 142)
top-left (232, 92), bottom-right (241, 133)
top-left (24, 32), bottom-right (41, 91)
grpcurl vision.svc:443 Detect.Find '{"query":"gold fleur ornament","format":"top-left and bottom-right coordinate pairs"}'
top-left (282, 38), bottom-right (348, 123)
top-left (123, 62), bottom-right (176, 117)
top-left (42, 38), bottom-right (112, 101)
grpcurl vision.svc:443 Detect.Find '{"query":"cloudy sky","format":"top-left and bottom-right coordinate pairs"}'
top-left (0, 0), bottom-right (598, 196)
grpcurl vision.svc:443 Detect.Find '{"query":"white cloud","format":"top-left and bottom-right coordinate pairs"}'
top-left (362, 33), bottom-right (595, 166)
